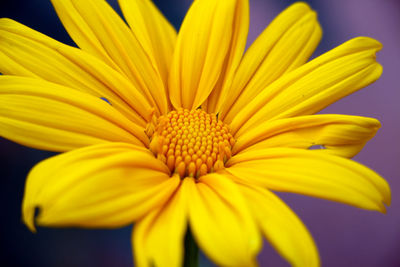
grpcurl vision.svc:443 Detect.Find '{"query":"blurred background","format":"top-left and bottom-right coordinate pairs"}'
top-left (0, 0), bottom-right (399, 266)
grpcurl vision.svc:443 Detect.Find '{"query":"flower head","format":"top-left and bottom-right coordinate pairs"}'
top-left (0, 0), bottom-right (390, 266)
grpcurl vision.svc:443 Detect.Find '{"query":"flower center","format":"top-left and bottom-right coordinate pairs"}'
top-left (149, 108), bottom-right (235, 178)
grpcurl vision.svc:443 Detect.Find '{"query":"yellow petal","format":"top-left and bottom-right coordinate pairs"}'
top-left (222, 2), bottom-right (321, 120)
top-left (0, 18), bottom-right (153, 125)
top-left (227, 148), bottom-right (390, 212)
top-left (234, 114), bottom-right (380, 158)
top-left (0, 76), bottom-right (148, 151)
top-left (50, 0), bottom-right (169, 115)
top-left (239, 183), bottom-right (319, 267)
top-left (169, 0), bottom-right (244, 109)
top-left (22, 143), bottom-right (179, 232)
top-left (229, 37), bottom-right (382, 136)
top-left (118, 0), bottom-right (177, 85)
top-left (133, 177), bottom-right (188, 267)
top-left (186, 174), bottom-right (261, 267)
top-left (204, 0), bottom-right (249, 113)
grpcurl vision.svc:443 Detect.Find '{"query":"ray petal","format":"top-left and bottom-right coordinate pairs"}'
top-left (221, 2), bottom-right (321, 120)
top-left (0, 18), bottom-right (153, 125)
top-left (227, 148), bottom-right (391, 212)
top-left (238, 183), bottom-right (319, 267)
top-left (169, 0), bottom-right (246, 110)
top-left (50, 0), bottom-right (169, 115)
top-left (118, 0), bottom-right (177, 86)
top-left (234, 114), bottom-right (380, 158)
top-left (186, 175), bottom-right (261, 267)
top-left (22, 143), bottom-right (179, 231)
top-left (0, 76), bottom-right (148, 151)
top-left (204, 0), bottom-right (249, 113)
top-left (133, 177), bottom-right (188, 267)
top-left (229, 37), bottom-right (382, 135)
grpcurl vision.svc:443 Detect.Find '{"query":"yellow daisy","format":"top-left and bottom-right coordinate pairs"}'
top-left (0, 0), bottom-right (391, 266)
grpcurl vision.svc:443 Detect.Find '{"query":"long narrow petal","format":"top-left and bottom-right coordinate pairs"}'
top-left (226, 148), bottom-right (391, 212)
top-left (204, 0), bottom-right (249, 113)
top-left (133, 177), bottom-right (188, 267)
top-left (118, 0), bottom-right (177, 85)
top-left (0, 18), bottom-right (153, 125)
top-left (186, 175), bottom-right (261, 267)
top-left (221, 2), bottom-right (321, 120)
top-left (229, 37), bottom-right (382, 135)
top-left (234, 114), bottom-right (380, 158)
top-left (50, 0), bottom-right (169, 115)
top-left (0, 76), bottom-right (148, 151)
top-left (239, 183), bottom-right (319, 267)
top-left (169, 0), bottom-right (244, 109)
top-left (22, 143), bottom-right (180, 231)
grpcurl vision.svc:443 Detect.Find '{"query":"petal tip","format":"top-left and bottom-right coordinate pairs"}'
top-left (384, 189), bottom-right (392, 207)
top-left (369, 62), bottom-right (383, 82)
top-left (371, 117), bottom-right (382, 129)
top-left (0, 18), bottom-right (18, 30)
top-left (0, 17), bottom-right (11, 23)
top-left (302, 10), bottom-right (318, 22)
top-left (22, 205), bottom-right (38, 233)
top-left (291, 2), bottom-right (312, 11)
top-left (354, 36), bottom-right (383, 52)
top-left (376, 195), bottom-right (390, 214)
top-left (378, 204), bottom-right (387, 214)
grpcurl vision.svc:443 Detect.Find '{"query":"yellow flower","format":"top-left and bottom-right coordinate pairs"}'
top-left (0, 0), bottom-right (391, 266)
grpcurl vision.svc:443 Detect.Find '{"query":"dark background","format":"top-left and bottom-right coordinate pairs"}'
top-left (1, 0), bottom-right (399, 266)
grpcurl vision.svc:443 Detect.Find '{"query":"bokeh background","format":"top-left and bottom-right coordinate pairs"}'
top-left (1, 0), bottom-right (399, 266)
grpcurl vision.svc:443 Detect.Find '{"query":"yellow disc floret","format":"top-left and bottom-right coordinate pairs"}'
top-left (149, 108), bottom-right (235, 178)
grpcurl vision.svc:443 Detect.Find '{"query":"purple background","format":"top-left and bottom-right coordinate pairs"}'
top-left (0, 0), bottom-right (399, 266)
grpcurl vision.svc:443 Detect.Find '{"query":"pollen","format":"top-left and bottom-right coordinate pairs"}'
top-left (149, 108), bottom-right (235, 178)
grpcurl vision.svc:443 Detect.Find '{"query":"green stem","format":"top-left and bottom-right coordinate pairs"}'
top-left (183, 228), bottom-right (199, 267)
